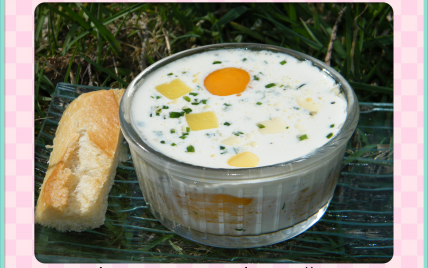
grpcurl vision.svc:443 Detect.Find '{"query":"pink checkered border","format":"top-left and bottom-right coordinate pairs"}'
top-left (3, 0), bottom-right (424, 267)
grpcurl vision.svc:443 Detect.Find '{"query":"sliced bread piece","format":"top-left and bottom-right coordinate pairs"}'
top-left (35, 88), bottom-right (125, 232)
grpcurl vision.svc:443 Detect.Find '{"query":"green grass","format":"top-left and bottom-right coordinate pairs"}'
top-left (34, 3), bottom-right (393, 131)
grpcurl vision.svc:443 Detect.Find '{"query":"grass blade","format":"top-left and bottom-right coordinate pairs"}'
top-left (169, 34), bottom-right (200, 46)
top-left (64, 44), bottom-right (79, 83)
top-left (61, 22), bottom-right (80, 55)
top-left (35, 6), bottom-right (48, 45)
top-left (211, 6), bottom-right (248, 30)
top-left (63, 3), bottom-right (148, 55)
top-left (345, 4), bottom-right (352, 78)
top-left (171, 4), bottom-right (192, 31)
top-left (80, 55), bottom-right (128, 86)
top-left (229, 22), bottom-right (278, 46)
top-left (349, 82), bottom-right (392, 94)
top-left (299, 18), bottom-right (322, 46)
top-left (58, 3), bottom-right (92, 30)
top-left (81, 5), bottom-right (121, 55)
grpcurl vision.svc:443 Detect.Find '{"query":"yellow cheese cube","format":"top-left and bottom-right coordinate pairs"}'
top-left (185, 111), bottom-right (219, 131)
top-left (227, 152), bottom-right (259, 168)
top-left (155, 79), bottom-right (193, 100)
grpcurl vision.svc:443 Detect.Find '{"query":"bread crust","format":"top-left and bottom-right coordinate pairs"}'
top-left (35, 89), bottom-right (125, 231)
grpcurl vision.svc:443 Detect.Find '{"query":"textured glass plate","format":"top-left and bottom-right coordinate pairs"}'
top-left (34, 83), bottom-right (393, 263)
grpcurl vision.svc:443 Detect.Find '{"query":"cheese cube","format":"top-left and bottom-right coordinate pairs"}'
top-left (155, 79), bottom-right (193, 100)
top-left (185, 111), bottom-right (219, 131)
top-left (227, 152), bottom-right (259, 167)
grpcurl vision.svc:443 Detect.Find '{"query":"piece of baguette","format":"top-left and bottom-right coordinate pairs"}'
top-left (35, 89), bottom-right (125, 232)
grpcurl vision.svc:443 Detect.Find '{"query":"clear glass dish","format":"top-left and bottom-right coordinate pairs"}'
top-left (119, 43), bottom-right (359, 248)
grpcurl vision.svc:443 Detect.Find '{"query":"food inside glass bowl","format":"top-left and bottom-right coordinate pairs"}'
top-left (130, 49), bottom-right (348, 168)
top-left (120, 45), bottom-right (359, 248)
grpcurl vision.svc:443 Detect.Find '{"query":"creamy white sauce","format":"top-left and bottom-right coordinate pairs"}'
top-left (130, 49), bottom-right (347, 168)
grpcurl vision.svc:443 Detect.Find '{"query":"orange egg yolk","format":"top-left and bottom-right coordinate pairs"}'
top-left (204, 68), bottom-right (250, 96)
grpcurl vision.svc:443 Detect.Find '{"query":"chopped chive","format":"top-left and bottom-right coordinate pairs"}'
top-left (201, 99), bottom-right (207, 104)
top-left (280, 85), bottom-right (284, 88)
top-left (168, 73), bottom-right (173, 76)
top-left (186, 145), bottom-right (195, 152)
top-left (213, 61), bottom-right (222, 64)
top-left (186, 127), bottom-right (190, 132)
top-left (264, 60), bottom-right (268, 64)
top-left (309, 112), bottom-right (316, 116)
top-left (183, 96), bottom-right (191, 102)
top-left (330, 124), bottom-right (335, 128)
top-left (156, 96), bottom-right (161, 99)
top-left (299, 134), bottom-right (308, 141)
top-left (296, 84), bottom-right (306, 89)
top-left (170, 129), bottom-right (176, 134)
top-left (253, 75), bottom-right (260, 81)
top-left (259, 72), bottom-right (263, 74)
top-left (160, 141), bottom-right (165, 144)
top-left (257, 124), bottom-right (265, 129)
top-left (191, 102), bottom-right (200, 105)
top-left (169, 112), bottom-right (183, 118)
top-left (182, 71), bottom-right (187, 74)
top-left (220, 146), bottom-right (226, 150)
top-left (224, 122), bottom-right (231, 126)
top-left (286, 126), bottom-right (289, 129)
top-left (242, 58), bottom-right (247, 61)
top-left (265, 83), bottom-right (275, 88)
top-left (150, 113), bottom-right (152, 117)
top-left (151, 96), bottom-right (154, 99)
top-left (294, 107), bottom-right (300, 110)
top-left (327, 133), bottom-right (333, 139)
top-left (256, 102), bottom-right (262, 105)
top-left (171, 143), bottom-right (177, 146)
top-left (182, 108), bottom-right (192, 114)
top-left (224, 103), bottom-right (232, 107)
top-left (179, 135), bottom-right (187, 139)
top-left (162, 105), bottom-right (169, 109)
top-left (331, 102), bottom-right (336, 104)
top-left (189, 92), bottom-right (198, 96)
top-left (233, 131), bottom-right (244, 136)
top-left (221, 151), bottom-right (227, 154)
top-left (280, 60), bottom-right (287, 65)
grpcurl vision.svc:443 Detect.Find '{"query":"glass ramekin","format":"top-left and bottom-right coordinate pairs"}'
top-left (119, 43), bottom-right (359, 248)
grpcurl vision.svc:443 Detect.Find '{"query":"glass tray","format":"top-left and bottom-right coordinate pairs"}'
top-left (34, 83), bottom-right (393, 263)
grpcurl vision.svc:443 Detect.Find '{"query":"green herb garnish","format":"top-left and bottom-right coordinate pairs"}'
top-left (156, 96), bottom-right (161, 99)
top-left (224, 103), bottom-right (232, 107)
top-left (191, 102), bottom-right (200, 105)
top-left (170, 129), bottom-right (176, 134)
top-left (299, 134), bottom-right (308, 141)
top-left (242, 58), bottom-right (247, 61)
top-left (183, 96), bottom-right (191, 102)
top-left (182, 71), bottom-right (187, 74)
top-left (213, 61), bottom-right (222, 64)
top-left (256, 102), bottom-right (262, 105)
top-left (160, 141), bottom-right (165, 144)
top-left (280, 60), bottom-right (287, 65)
top-left (234, 131), bottom-right (244, 136)
top-left (169, 112), bottom-right (183, 118)
top-left (296, 84), bottom-right (306, 89)
top-left (224, 122), bottom-right (231, 126)
top-left (327, 133), bottom-right (333, 139)
top-left (189, 92), bottom-right (198, 96)
top-left (265, 83), bottom-right (275, 88)
top-left (186, 127), bottom-right (190, 132)
top-left (257, 124), bottom-right (265, 129)
top-left (182, 108), bottom-right (192, 114)
top-left (162, 105), bottom-right (169, 109)
top-left (201, 99), bottom-right (207, 104)
top-left (253, 75), bottom-right (260, 81)
top-left (220, 146), bottom-right (226, 150)
top-left (286, 126), bottom-right (289, 129)
top-left (330, 124), bottom-right (335, 128)
top-left (168, 73), bottom-right (173, 76)
top-left (171, 143), bottom-right (177, 146)
top-left (186, 145), bottom-right (195, 152)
